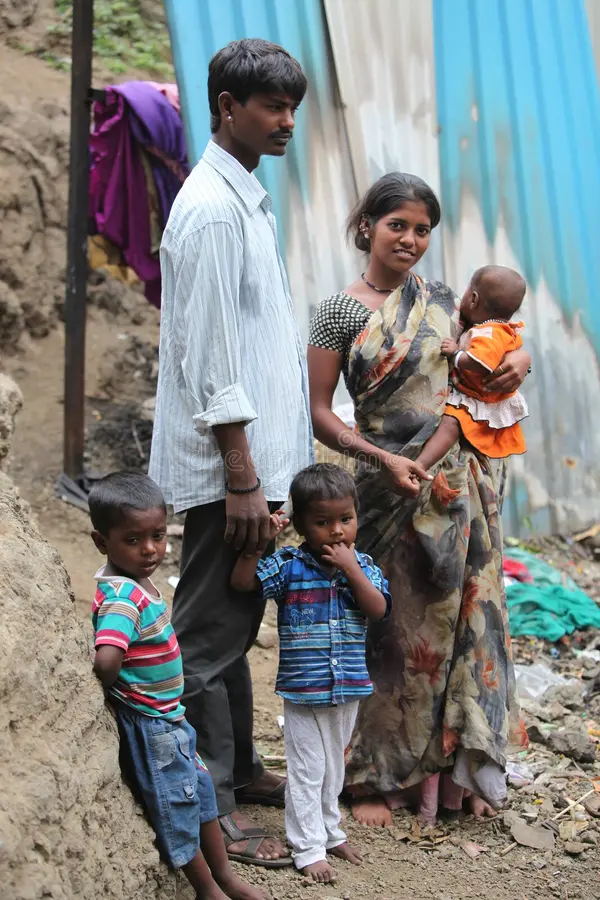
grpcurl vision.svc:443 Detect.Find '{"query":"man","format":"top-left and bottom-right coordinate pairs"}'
top-left (149, 39), bottom-right (312, 867)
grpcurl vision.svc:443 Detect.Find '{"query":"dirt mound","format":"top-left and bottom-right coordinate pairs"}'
top-left (0, 373), bottom-right (22, 469)
top-left (0, 375), bottom-right (177, 899)
top-left (0, 93), bottom-right (69, 353)
top-left (0, 0), bottom-right (38, 35)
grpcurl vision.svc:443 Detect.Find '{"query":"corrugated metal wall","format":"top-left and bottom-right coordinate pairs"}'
top-left (163, 0), bottom-right (359, 342)
top-left (323, 0), bottom-right (443, 281)
top-left (434, 0), bottom-right (600, 535)
top-left (587, 0), bottom-right (600, 83)
top-left (164, 0), bottom-right (600, 535)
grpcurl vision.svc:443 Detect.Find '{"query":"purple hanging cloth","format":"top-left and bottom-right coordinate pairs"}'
top-left (89, 83), bottom-right (189, 308)
top-left (114, 82), bottom-right (189, 230)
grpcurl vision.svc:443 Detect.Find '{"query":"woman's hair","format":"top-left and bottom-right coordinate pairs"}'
top-left (290, 464), bottom-right (358, 520)
top-left (347, 172), bottom-right (441, 252)
top-left (208, 39), bottom-right (307, 134)
top-left (88, 471), bottom-right (166, 536)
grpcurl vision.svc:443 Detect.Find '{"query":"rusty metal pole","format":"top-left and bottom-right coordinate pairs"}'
top-left (63, 0), bottom-right (94, 480)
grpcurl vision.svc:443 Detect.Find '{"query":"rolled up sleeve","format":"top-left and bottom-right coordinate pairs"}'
top-left (171, 221), bottom-right (258, 434)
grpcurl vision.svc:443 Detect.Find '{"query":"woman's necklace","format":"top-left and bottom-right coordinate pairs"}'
top-left (361, 272), bottom-right (397, 294)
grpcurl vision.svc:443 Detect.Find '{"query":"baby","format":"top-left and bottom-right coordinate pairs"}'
top-left (417, 265), bottom-right (528, 470)
top-left (232, 464), bottom-right (391, 884)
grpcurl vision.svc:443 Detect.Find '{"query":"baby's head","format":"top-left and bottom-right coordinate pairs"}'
top-left (290, 463), bottom-right (358, 553)
top-left (89, 472), bottom-right (167, 582)
top-left (460, 265), bottom-right (526, 325)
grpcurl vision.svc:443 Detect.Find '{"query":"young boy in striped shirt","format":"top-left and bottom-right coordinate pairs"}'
top-left (90, 472), bottom-right (270, 900)
top-left (232, 464), bottom-right (391, 884)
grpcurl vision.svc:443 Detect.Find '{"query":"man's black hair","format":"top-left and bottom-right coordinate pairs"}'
top-left (290, 464), bottom-right (358, 520)
top-left (208, 38), bottom-right (307, 133)
top-left (88, 471), bottom-right (166, 535)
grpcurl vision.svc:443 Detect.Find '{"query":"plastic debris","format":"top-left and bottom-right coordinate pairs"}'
top-left (514, 662), bottom-right (574, 701)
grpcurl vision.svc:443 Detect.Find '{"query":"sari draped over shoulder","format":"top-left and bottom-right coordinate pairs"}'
top-left (344, 274), bottom-right (526, 811)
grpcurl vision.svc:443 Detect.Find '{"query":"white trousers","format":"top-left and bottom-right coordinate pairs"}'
top-left (283, 699), bottom-right (359, 869)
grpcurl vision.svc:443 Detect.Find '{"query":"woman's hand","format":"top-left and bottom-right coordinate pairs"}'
top-left (484, 348), bottom-right (531, 394)
top-left (382, 454), bottom-right (432, 498)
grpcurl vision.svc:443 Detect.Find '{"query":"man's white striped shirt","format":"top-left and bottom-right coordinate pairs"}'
top-left (149, 141), bottom-right (313, 512)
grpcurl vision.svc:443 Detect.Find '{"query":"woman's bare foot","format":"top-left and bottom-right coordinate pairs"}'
top-left (416, 811), bottom-right (437, 827)
top-left (467, 794), bottom-right (497, 820)
top-left (301, 860), bottom-right (337, 883)
top-left (329, 842), bottom-right (362, 865)
top-left (351, 796), bottom-right (393, 828)
top-left (226, 811), bottom-right (290, 861)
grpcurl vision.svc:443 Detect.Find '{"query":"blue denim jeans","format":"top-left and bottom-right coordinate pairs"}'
top-left (113, 703), bottom-right (218, 868)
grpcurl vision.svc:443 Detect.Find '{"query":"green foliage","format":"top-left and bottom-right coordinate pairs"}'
top-left (48, 0), bottom-right (173, 77)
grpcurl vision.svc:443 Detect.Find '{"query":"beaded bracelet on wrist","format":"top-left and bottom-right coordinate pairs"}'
top-left (226, 477), bottom-right (261, 495)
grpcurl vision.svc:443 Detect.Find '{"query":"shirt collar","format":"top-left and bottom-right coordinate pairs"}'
top-left (202, 140), bottom-right (268, 215)
top-left (94, 564), bottom-right (162, 600)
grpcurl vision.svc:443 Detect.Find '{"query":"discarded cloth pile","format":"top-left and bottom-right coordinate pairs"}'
top-left (89, 81), bottom-right (189, 308)
top-left (504, 547), bottom-right (600, 642)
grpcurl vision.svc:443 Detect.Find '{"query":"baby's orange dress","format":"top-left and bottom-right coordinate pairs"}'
top-left (445, 321), bottom-right (528, 459)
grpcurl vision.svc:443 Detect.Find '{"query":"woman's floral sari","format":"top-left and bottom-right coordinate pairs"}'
top-left (344, 274), bottom-right (526, 813)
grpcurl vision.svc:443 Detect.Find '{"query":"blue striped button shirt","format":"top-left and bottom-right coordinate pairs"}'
top-left (256, 544), bottom-right (391, 706)
top-left (149, 140), bottom-right (313, 513)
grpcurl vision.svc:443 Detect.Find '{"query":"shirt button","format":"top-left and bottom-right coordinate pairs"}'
top-left (331, 619), bottom-right (338, 626)
top-left (332, 659), bottom-right (338, 666)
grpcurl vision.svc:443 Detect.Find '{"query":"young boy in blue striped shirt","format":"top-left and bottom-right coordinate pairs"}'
top-left (232, 464), bottom-right (390, 883)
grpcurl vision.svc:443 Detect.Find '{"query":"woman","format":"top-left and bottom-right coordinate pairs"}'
top-left (307, 173), bottom-right (529, 826)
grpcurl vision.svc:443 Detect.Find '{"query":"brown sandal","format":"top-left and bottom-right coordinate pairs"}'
top-left (235, 778), bottom-right (286, 809)
top-left (218, 814), bottom-right (292, 868)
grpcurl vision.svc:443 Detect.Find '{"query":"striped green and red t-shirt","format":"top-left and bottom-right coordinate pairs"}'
top-left (92, 566), bottom-right (185, 721)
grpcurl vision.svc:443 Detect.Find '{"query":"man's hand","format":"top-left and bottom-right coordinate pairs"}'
top-left (441, 338), bottom-right (459, 358)
top-left (321, 541), bottom-right (359, 575)
top-left (382, 454), bottom-right (432, 498)
top-left (225, 487), bottom-right (271, 556)
top-left (485, 347), bottom-right (531, 394)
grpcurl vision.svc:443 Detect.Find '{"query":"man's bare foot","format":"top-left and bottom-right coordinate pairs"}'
top-left (226, 810), bottom-right (290, 861)
top-left (351, 796), bottom-right (393, 828)
top-left (329, 842), bottom-right (362, 865)
top-left (467, 794), bottom-right (497, 820)
top-left (218, 872), bottom-right (272, 900)
top-left (301, 860), bottom-right (337, 883)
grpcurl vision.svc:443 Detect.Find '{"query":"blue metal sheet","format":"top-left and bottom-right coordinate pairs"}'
top-left (434, 0), bottom-right (600, 534)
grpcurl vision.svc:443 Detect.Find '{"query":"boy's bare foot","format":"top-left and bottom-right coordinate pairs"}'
top-left (329, 842), bottom-right (362, 865)
top-left (467, 795), bottom-right (497, 820)
top-left (301, 860), bottom-right (337, 883)
top-left (195, 887), bottom-right (229, 900)
top-left (351, 796), bottom-right (392, 828)
top-left (218, 873), bottom-right (272, 900)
